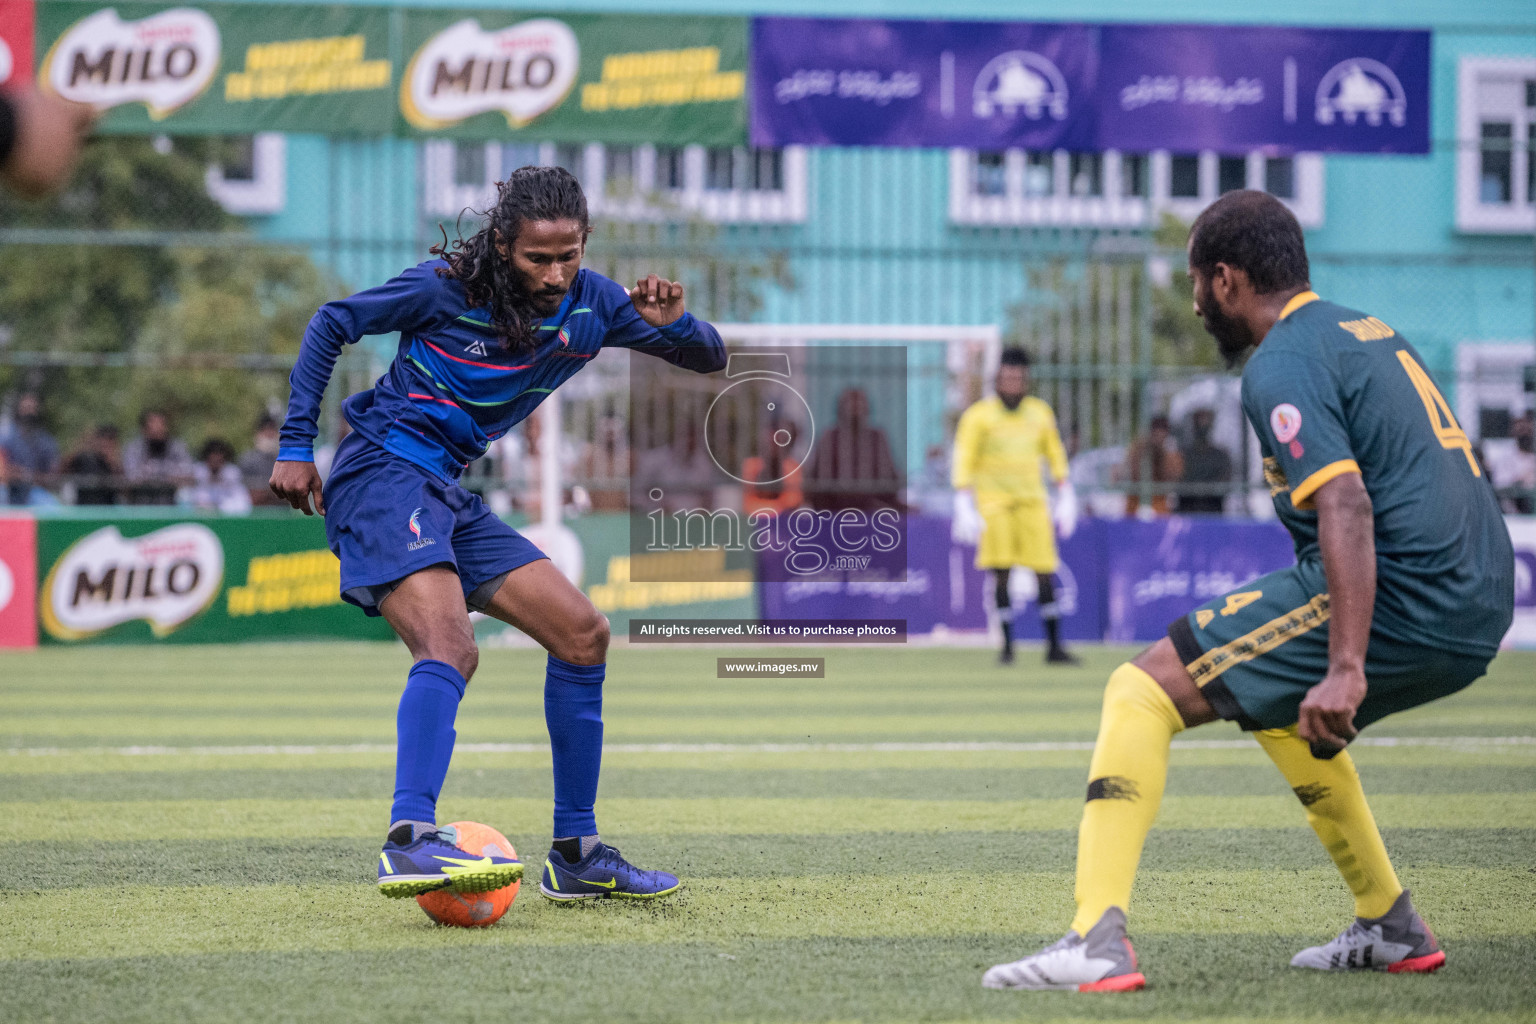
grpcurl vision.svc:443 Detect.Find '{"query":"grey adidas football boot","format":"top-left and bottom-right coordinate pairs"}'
top-left (1291, 889), bottom-right (1445, 973)
top-left (982, 906), bottom-right (1147, 991)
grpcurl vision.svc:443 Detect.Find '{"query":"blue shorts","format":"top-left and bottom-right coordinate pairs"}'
top-left (323, 433), bottom-right (546, 617)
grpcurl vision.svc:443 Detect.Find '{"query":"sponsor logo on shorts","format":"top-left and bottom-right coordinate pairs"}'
top-left (407, 508), bottom-right (437, 551)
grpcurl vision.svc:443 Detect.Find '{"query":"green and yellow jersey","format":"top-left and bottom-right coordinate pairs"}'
top-left (951, 395), bottom-right (1069, 502)
top-left (1241, 291), bottom-right (1514, 658)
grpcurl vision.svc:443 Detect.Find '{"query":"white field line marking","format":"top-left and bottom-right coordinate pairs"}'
top-left (3, 737), bottom-right (1533, 758)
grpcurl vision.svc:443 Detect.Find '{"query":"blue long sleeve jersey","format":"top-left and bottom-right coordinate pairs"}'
top-left (280, 261), bottom-right (726, 481)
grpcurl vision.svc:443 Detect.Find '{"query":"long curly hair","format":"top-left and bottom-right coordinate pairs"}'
top-left (431, 165), bottom-right (590, 353)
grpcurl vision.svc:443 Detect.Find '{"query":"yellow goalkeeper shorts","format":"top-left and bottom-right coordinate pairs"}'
top-left (976, 497), bottom-right (1058, 572)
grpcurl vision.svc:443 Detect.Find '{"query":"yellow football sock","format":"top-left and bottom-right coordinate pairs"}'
top-left (1254, 726), bottom-right (1403, 919)
top-left (1070, 663), bottom-right (1185, 936)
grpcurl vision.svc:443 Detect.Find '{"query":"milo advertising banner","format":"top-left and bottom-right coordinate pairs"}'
top-left (34, 1), bottom-right (395, 133)
top-left (36, 515), bottom-right (394, 644)
top-left (29, 2), bottom-right (747, 141)
top-left (1, 0), bottom-right (35, 88)
top-left (396, 9), bottom-right (746, 143)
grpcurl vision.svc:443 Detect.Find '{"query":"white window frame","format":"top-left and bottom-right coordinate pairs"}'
top-left (422, 141), bottom-right (807, 224)
top-left (949, 148), bottom-right (1324, 229)
top-left (1455, 340), bottom-right (1535, 442)
top-left (1456, 56), bottom-right (1536, 234)
top-left (205, 133), bottom-right (286, 216)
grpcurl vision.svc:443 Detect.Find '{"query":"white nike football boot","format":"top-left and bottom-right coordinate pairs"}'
top-left (983, 907), bottom-right (1147, 991)
top-left (1291, 889), bottom-right (1446, 973)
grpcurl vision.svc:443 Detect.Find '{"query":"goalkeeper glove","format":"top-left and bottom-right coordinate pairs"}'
top-left (1051, 480), bottom-right (1079, 539)
top-left (952, 489), bottom-right (984, 545)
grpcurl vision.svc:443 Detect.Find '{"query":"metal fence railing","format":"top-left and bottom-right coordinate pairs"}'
top-left (2, 137), bottom-right (1532, 516)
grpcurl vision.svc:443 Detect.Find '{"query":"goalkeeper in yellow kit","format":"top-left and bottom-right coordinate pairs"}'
top-left (952, 346), bottom-right (1078, 665)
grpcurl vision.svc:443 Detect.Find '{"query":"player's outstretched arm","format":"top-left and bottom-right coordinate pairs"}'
top-left (275, 265), bottom-right (449, 502)
top-left (1301, 471), bottom-right (1375, 756)
top-left (607, 274), bottom-right (725, 373)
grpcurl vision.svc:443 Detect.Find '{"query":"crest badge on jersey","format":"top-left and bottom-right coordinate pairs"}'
top-left (1271, 403), bottom-right (1305, 459)
top-left (1270, 404), bottom-right (1302, 443)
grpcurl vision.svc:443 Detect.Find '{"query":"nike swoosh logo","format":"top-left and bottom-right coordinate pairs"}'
top-left (585, 876), bottom-right (617, 889)
top-left (436, 855), bottom-right (495, 870)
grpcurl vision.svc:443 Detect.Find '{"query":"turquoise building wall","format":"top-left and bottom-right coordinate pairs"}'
top-left (248, 0), bottom-right (1535, 428)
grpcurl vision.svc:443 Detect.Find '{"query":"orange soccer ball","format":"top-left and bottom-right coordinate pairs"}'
top-left (415, 821), bottom-right (520, 927)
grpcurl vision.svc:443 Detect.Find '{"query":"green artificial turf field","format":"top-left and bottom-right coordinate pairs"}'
top-left (1, 642), bottom-right (1532, 1023)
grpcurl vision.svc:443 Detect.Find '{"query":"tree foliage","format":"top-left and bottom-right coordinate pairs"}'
top-left (0, 137), bottom-right (334, 452)
top-left (1149, 213), bottom-right (1222, 370)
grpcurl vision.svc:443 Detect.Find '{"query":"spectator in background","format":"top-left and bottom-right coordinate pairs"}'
top-left (1485, 412), bottom-right (1535, 514)
top-left (741, 412), bottom-right (804, 517)
top-left (578, 413), bottom-right (630, 513)
top-left (1119, 414), bottom-right (1184, 517)
top-left (239, 413), bottom-right (285, 507)
top-left (188, 438), bottom-right (252, 514)
top-left (122, 409), bottom-right (195, 505)
top-left (802, 387), bottom-right (902, 512)
top-left (62, 424), bottom-right (123, 505)
top-left (910, 443), bottom-right (952, 518)
top-left (1176, 407), bottom-right (1233, 514)
top-left (2, 392), bottom-right (59, 505)
top-left (502, 411), bottom-right (581, 516)
top-left (633, 409), bottom-right (718, 515)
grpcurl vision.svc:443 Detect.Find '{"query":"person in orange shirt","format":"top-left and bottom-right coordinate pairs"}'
top-left (1119, 415), bottom-right (1185, 516)
top-left (742, 415), bottom-right (803, 516)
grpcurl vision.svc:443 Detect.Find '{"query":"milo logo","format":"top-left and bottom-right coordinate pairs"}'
top-left (41, 524), bottom-right (224, 641)
top-left (41, 7), bottom-right (220, 118)
top-left (401, 17), bottom-right (578, 130)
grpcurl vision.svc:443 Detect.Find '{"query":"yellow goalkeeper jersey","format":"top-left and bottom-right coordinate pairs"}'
top-left (951, 395), bottom-right (1069, 501)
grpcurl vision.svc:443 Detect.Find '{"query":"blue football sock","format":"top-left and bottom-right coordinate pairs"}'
top-left (545, 655), bottom-right (605, 838)
top-left (390, 659), bottom-right (467, 827)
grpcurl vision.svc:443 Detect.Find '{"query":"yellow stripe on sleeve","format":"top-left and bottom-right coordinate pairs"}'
top-left (1290, 458), bottom-right (1360, 510)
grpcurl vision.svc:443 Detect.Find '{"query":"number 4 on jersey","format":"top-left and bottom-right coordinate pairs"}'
top-left (1395, 351), bottom-right (1480, 477)
top-left (1221, 591), bottom-right (1263, 617)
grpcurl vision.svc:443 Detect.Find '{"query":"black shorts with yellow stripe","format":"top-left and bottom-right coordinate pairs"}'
top-left (1167, 560), bottom-right (1491, 731)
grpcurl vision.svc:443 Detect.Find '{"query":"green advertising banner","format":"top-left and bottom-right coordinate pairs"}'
top-left (396, 9), bottom-right (746, 144)
top-left (36, 2), bottom-right (397, 134)
top-left (32, 2), bottom-right (747, 143)
top-left (35, 514), bottom-right (395, 644)
top-left (563, 513), bottom-right (756, 638)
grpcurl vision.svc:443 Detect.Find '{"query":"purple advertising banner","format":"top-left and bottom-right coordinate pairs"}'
top-left (750, 18), bottom-right (1430, 155)
top-left (757, 515), bottom-right (1107, 640)
top-left (758, 516), bottom-right (987, 635)
top-left (1099, 24), bottom-right (1430, 154)
top-left (750, 17), bottom-right (1098, 150)
top-left (1103, 517), bottom-right (1294, 643)
top-left (1008, 518), bottom-right (1105, 643)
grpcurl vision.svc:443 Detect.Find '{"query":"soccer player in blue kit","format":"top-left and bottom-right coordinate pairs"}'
top-left (983, 191), bottom-right (1514, 990)
top-left (271, 166), bottom-right (724, 902)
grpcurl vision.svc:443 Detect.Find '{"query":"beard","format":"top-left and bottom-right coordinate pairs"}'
top-left (1196, 281), bottom-right (1257, 368)
top-left (997, 392), bottom-right (1024, 411)
top-left (527, 288), bottom-right (566, 316)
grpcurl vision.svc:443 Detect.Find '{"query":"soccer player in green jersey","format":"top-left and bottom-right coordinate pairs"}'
top-left (983, 190), bottom-right (1515, 991)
